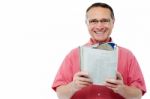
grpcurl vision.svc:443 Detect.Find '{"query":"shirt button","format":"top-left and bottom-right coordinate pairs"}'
top-left (97, 93), bottom-right (101, 96)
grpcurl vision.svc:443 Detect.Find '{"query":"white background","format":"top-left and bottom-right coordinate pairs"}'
top-left (0, 0), bottom-right (150, 99)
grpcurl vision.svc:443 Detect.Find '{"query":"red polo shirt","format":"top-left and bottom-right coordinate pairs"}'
top-left (52, 39), bottom-right (146, 99)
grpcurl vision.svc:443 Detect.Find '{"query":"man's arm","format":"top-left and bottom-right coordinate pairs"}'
top-left (105, 72), bottom-right (142, 99)
top-left (118, 85), bottom-right (142, 99)
top-left (56, 82), bottom-right (78, 99)
top-left (56, 71), bottom-right (92, 99)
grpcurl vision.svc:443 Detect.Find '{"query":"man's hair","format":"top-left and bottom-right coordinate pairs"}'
top-left (86, 2), bottom-right (115, 19)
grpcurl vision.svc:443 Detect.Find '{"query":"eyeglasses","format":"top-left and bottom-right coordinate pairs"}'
top-left (87, 18), bottom-right (111, 25)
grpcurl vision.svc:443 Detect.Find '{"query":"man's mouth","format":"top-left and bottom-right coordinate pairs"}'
top-left (95, 32), bottom-right (105, 36)
top-left (95, 31), bottom-right (104, 34)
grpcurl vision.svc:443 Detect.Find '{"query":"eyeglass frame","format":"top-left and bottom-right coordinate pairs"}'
top-left (86, 18), bottom-right (111, 25)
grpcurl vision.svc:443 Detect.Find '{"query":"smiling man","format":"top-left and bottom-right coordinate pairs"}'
top-left (86, 5), bottom-right (114, 43)
top-left (52, 2), bottom-right (146, 99)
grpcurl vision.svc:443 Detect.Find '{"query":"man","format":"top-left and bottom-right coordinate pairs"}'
top-left (52, 2), bottom-right (146, 99)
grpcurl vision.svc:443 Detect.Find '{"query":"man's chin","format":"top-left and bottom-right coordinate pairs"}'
top-left (95, 39), bottom-right (107, 43)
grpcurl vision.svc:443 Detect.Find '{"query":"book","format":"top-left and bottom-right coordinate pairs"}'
top-left (80, 43), bottom-right (118, 85)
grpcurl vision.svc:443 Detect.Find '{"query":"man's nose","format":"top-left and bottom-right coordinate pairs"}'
top-left (95, 25), bottom-right (105, 31)
top-left (95, 22), bottom-right (105, 28)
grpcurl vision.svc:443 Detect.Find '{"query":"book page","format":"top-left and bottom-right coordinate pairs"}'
top-left (80, 46), bottom-right (118, 85)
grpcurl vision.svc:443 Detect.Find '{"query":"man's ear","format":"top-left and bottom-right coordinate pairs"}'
top-left (112, 19), bottom-right (115, 24)
top-left (85, 19), bottom-right (89, 26)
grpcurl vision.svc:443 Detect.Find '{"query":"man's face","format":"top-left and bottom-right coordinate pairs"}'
top-left (86, 7), bottom-right (115, 42)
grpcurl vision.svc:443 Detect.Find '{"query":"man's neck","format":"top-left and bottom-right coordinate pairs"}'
top-left (90, 37), bottom-right (112, 45)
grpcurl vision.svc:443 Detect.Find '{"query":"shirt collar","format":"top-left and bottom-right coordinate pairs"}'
top-left (86, 37), bottom-right (112, 46)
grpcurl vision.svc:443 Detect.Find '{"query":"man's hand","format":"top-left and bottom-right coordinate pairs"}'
top-left (72, 71), bottom-right (93, 91)
top-left (105, 72), bottom-right (142, 99)
top-left (56, 71), bottom-right (92, 99)
top-left (105, 72), bottom-right (124, 94)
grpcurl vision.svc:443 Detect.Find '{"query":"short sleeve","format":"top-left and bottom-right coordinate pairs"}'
top-left (127, 53), bottom-right (146, 95)
top-left (52, 48), bottom-right (80, 91)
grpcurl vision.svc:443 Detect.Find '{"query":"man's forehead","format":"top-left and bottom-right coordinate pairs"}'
top-left (87, 7), bottom-right (111, 13)
top-left (87, 7), bottom-right (111, 14)
top-left (86, 7), bottom-right (111, 17)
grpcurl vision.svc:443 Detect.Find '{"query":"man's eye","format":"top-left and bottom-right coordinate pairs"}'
top-left (100, 19), bottom-right (110, 23)
top-left (89, 19), bottom-right (98, 23)
top-left (88, 19), bottom-right (110, 25)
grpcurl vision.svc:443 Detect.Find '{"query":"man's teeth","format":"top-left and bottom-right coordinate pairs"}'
top-left (95, 32), bottom-right (103, 34)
